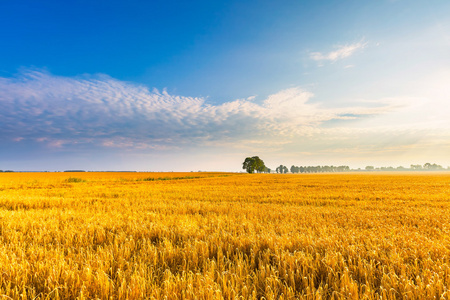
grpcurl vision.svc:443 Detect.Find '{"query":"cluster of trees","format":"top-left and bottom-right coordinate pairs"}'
top-left (413, 163), bottom-right (444, 170)
top-left (276, 165), bottom-right (289, 173)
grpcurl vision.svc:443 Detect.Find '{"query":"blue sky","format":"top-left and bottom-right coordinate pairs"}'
top-left (1, 0), bottom-right (450, 171)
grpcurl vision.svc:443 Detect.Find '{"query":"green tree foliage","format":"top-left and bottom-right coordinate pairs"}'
top-left (242, 156), bottom-right (266, 174)
top-left (276, 165), bottom-right (288, 174)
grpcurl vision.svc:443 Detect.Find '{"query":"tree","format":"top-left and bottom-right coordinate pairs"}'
top-left (256, 160), bottom-right (267, 173)
top-left (276, 165), bottom-right (288, 173)
top-left (242, 156), bottom-right (266, 174)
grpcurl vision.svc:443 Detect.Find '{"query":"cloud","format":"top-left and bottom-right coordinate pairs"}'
top-left (0, 69), bottom-right (402, 151)
top-left (310, 41), bottom-right (367, 62)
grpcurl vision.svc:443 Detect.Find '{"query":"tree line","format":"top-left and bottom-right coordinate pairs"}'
top-left (243, 157), bottom-right (448, 174)
top-left (273, 164), bottom-right (351, 173)
top-left (242, 157), bottom-right (350, 174)
top-left (365, 163), bottom-right (445, 171)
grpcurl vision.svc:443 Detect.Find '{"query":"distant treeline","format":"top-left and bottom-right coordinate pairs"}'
top-left (363, 163), bottom-right (447, 171)
top-left (2, 162), bottom-right (449, 173)
top-left (284, 165), bottom-right (350, 173)
top-left (272, 163), bottom-right (448, 173)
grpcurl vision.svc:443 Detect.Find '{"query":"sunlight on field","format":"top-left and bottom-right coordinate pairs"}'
top-left (0, 172), bottom-right (449, 299)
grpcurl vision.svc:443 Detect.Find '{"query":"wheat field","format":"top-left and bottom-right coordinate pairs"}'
top-left (0, 172), bottom-right (449, 299)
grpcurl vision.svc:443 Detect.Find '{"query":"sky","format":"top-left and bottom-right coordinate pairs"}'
top-left (1, 0), bottom-right (450, 171)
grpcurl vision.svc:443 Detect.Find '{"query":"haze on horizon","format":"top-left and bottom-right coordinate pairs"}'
top-left (1, 0), bottom-right (449, 172)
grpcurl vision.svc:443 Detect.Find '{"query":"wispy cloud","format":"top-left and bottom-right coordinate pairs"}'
top-left (310, 41), bottom-right (367, 62)
top-left (0, 69), bottom-right (403, 151)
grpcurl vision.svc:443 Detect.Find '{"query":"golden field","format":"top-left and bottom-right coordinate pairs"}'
top-left (0, 172), bottom-right (449, 299)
